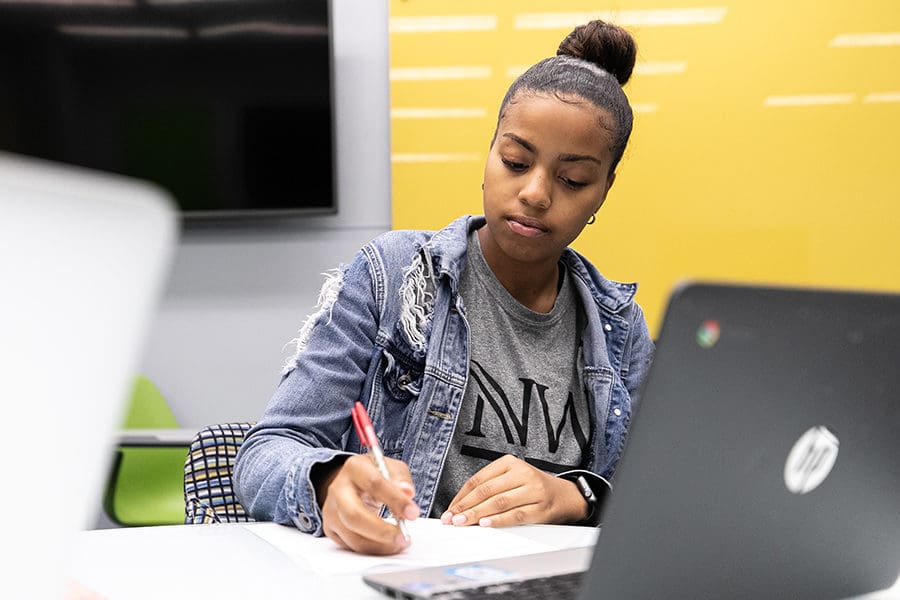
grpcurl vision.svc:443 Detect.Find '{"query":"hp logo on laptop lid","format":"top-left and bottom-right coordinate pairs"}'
top-left (784, 426), bottom-right (840, 494)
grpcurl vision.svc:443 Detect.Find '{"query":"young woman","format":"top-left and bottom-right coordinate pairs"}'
top-left (234, 19), bottom-right (654, 556)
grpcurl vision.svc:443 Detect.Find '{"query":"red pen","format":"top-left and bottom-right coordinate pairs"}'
top-left (351, 401), bottom-right (412, 542)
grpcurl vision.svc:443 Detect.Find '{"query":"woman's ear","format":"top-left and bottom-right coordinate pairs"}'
top-left (595, 172), bottom-right (616, 212)
top-left (606, 172), bottom-right (617, 194)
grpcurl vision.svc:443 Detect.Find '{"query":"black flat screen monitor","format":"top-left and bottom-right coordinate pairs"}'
top-left (0, 0), bottom-right (335, 219)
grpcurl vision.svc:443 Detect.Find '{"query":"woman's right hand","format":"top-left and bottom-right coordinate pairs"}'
top-left (315, 454), bottom-right (419, 555)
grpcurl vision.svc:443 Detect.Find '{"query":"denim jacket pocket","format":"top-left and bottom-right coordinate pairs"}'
top-left (373, 345), bottom-right (425, 457)
top-left (381, 346), bottom-right (424, 402)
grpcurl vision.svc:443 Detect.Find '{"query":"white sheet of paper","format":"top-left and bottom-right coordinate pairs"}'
top-left (246, 518), bottom-right (559, 575)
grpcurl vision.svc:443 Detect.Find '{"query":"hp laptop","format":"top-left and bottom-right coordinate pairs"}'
top-left (0, 152), bottom-right (177, 599)
top-left (364, 281), bottom-right (900, 599)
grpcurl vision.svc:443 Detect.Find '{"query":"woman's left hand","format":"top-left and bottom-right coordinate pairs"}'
top-left (439, 454), bottom-right (588, 527)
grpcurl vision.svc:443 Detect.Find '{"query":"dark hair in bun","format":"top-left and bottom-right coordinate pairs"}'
top-left (557, 20), bottom-right (636, 85)
top-left (494, 20), bottom-right (637, 172)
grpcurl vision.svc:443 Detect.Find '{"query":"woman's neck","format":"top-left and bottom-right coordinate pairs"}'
top-left (476, 228), bottom-right (561, 314)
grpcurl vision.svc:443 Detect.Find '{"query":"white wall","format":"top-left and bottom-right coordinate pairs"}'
top-left (138, 0), bottom-right (391, 427)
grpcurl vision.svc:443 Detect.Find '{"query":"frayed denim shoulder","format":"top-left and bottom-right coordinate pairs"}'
top-left (282, 266), bottom-right (345, 374)
top-left (397, 246), bottom-right (436, 353)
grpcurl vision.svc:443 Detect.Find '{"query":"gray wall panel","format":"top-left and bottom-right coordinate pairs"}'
top-left (137, 0), bottom-right (391, 428)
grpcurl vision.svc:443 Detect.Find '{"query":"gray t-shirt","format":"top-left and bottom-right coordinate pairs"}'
top-left (431, 231), bottom-right (590, 517)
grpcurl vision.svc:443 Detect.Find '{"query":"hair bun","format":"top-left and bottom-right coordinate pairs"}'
top-left (557, 20), bottom-right (637, 85)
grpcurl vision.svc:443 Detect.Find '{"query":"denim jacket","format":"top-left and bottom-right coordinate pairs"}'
top-left (234, 215), bottom-right (654, 535)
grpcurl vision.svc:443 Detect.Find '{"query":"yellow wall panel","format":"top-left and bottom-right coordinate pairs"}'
top-left (389, 0), bottom-right (900, 335)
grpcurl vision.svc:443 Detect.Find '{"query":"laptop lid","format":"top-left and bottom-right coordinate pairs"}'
top-left (0, 152), bottom-right (177, 599)
top-left (363, 281), bottom-right (900, 600)
top-left (581, 281), bottom-right (900, 599)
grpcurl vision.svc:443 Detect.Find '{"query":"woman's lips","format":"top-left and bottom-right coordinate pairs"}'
top-left (507, 216), bottom-right (548, 238)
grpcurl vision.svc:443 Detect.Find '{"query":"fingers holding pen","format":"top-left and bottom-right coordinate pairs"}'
top-left (319, 454), bottom-right (419, 555)
top-left (360, 454), bottom-right (420, 522)
top-left (323, 497), bottom-right (409, 556)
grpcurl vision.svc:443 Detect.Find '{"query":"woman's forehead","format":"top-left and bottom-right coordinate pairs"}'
top-left (497, 94), bottom-right (614, 154)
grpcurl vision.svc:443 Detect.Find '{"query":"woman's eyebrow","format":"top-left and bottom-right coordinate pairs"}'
top-left (501, 132), bottom-right (535, 153)
top-left (501, 133), bottom-right (601, 165)
top-left (559, 152), bottom-right (602, 165)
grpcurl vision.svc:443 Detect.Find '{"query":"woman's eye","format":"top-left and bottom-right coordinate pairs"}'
top-left (501, 158), bottom-right (527, 172)
top-left (561, 177), bottom-right (588, 190)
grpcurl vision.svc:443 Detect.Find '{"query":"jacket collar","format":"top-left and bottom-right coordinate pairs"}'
top-left (560, 249), bottom-right (637, 314)
top-left (421, 215), bottom-right (483, 291)
top-left (424, 214), bottom-right (637, 312)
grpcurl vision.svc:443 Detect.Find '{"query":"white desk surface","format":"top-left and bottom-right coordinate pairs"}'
top-left (68, 520), bottom-right (596, 600)
top-left (68, 520), bottom-right (900, 600)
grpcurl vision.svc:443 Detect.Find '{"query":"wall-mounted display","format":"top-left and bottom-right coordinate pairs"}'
top-left (0, 0), bottom-right (336, 219)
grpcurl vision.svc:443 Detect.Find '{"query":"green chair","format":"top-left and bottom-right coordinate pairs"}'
top-left (103, 376), bottom-right (188, 526)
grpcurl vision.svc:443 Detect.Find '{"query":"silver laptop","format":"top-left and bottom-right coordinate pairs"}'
top-left (364, 281), bottom-right (900, 599)
top-left (0, 152), bottom-right (177, 599)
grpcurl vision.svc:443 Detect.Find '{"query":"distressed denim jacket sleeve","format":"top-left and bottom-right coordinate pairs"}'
top-left (233, 248), bottom-right (382, 536)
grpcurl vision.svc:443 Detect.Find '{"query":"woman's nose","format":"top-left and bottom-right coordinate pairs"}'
top-left (518, 169), bottom-right (551, 210)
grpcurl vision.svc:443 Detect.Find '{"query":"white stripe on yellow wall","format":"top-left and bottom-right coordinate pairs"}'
top-left (391, 108), bottom-right (488, 119)
top-left (830, 32), bottom-right (900, 47)
top-left (506, 65), bottom-right (529, 79)
top-left (392, 153), bottom-right (482, 163)
top-left (390, 66), bottom-right (492, 81)
top-left (632, 103), bottom-right (660, 113)
top-left (514, 8), bottom-right (728, 30)
top-left (763, 94), bottom-right (855, 107)
top-left (507, 61), bottom-right (687, 78)
top-left (864, 92), bottom-right (900, 103)
top-left (389, 15), bottom-right (498, 33)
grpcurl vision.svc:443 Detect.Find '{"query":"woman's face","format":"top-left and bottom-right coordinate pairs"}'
top-left (481, 92), bottom-right (616, 269)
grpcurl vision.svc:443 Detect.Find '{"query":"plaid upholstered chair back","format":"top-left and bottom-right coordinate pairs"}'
top-left (184, 422), bottom-right (255, 524)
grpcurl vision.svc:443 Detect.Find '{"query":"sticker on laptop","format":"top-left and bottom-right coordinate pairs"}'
top-left (401, 581), bottom-right (435, 592)
top-left (444, 564), bottom-right (515, 582)
top-left (696, 319), bottom-right (721, 349)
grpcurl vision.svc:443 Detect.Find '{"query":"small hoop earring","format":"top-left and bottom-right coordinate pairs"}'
top-left (587, 213), bottom-right (596, 225)
top-left (481, 183), bottom-right (485, 191)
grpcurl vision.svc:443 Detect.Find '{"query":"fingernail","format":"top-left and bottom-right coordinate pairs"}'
top-left (404, 504), bottom-right (419, 520)
top-left (440, 511), bottom-right (453, 524)
top-left (479, 517), bottom-right (492, 527)
top-left (452, 513), bottom-right (467, 526)
top-left (396, 532), bottom-right (410, 548)
top-left (397, 481), bottom-right (415, 496)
